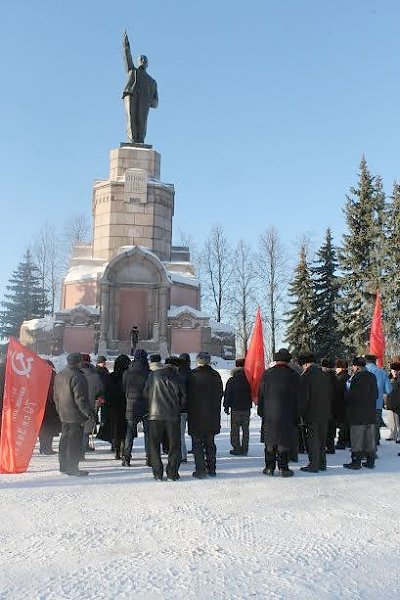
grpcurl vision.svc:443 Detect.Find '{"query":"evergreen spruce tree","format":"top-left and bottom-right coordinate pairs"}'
top-left (338, 157), bottom-right (386, 355)
top-left (0, 250), bottom-right (48, 339)
top-left (383, 181), bottom-right (400, 354)
top-left (285, 244), bottom-right (315, 356)
top-left (312, 228), bottom-right (342, 359)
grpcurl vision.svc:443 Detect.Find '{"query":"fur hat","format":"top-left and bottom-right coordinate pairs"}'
top-left (196, 351), bottom-right (211, 366)
top-left (96, 355), bottom-right (107, 364)
top-left (353, 356), bottom-right (366, 367)
top-left (149, 353), bottom-right (161, 363)
top-left (298, 351), bottom-right (315, 366)
top-left (179, 353), bottom-right (191, 365)
top-left (165, 356), bottom-right (181, 368)
top-left (67, 352), bottom-right (82, 367)
top-left (133, 348), bottom-right (148, 361)
top-left (321, 357), bottom-right (335, 369)
top-left (274, 348), bottom-right (292, 363)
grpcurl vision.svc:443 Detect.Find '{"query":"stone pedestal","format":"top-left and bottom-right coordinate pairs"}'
top-left (92, 145), bottom-right (174, 261)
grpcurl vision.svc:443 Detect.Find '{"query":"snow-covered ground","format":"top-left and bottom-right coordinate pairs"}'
top-left (1, 414), bottom-right (400, 600)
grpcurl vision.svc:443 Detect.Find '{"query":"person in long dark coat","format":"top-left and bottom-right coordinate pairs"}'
top-left (258, 348), bottom-right (300, 477)
top-left (321, 357), bottom-right (339, 454)
top-left (335, 359), bottom-right (350, 449)
top-left (108, 354), bottom-right (131, 460)
top-left (343, 356), bottom-right (378, 469)
top-left (187, 352), bottom-right (223, 478)
top-left (95, 356), bottom-right (111, 436)
top-left (178, 353), bottom-right (192, 462)
top-left (39, 360), bottom-right (61, 454)
top-left (122, 348), bottom-right (150, 466)
top-left (299, 352), bottom-right (333, 473)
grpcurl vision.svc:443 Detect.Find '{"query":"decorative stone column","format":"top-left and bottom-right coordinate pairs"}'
top-left (98, 284), bottom-right (110, 353)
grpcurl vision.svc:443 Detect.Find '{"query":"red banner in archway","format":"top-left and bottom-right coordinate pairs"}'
top-left (0, 338), bottom-right (52, 474)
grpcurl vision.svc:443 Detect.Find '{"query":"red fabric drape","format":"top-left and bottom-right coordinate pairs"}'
top-left (0, 338), bottom-right (52, 474)
top-left (369, 291), bottom-right (385, 368)
top-left (244, 308), bottom-right (265, 404)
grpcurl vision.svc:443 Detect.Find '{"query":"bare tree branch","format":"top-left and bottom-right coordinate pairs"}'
top-left (258, 227), bottom-right (288, 359)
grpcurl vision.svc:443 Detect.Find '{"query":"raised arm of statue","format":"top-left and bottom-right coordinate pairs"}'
top-left (123, 30), bottom-right (134, 73)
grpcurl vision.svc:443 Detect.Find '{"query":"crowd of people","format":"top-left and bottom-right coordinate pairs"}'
top-left (33, 347), bottom-right (400, 479)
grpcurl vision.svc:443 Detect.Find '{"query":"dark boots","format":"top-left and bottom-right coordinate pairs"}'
top-left (343, 453), bottom-right (362, 470)
top-left (362, 454), bottom-right (375, 469)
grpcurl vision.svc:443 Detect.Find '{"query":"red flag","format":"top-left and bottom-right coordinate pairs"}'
top-left (244, 307), bottom-right (265, 404)
top-left (0, 338), bottom-right (52, 474)
top-left (369, 291), bottom-right (385, 368)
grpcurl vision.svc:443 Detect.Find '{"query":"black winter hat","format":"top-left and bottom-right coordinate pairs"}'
top-left (298, 352), bottom-right (315, 366)
top-left (353, 356), bottom-right (366, 367)
top-left (321, 357), bottom-right (335, 369)
top-left (165, 356), bottom-right (180, 368)
top-left (197, 351), bottom-right (211, 365)
top-left (274, 348), bottom-right (292, 363)
top-left (67, 352), bottom-right (82, 367)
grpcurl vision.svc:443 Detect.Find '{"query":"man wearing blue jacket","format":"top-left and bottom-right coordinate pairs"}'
top-left (365, 355), bottom-right (392, 447)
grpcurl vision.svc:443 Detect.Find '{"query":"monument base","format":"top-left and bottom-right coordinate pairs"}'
top-left (120, 142), bottom-right (153, 149)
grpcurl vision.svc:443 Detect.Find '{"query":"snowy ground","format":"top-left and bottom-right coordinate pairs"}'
top-left (1, 413), bottom-right (400, 600)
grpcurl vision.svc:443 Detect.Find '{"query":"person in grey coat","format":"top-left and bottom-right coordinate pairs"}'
top-left (54, 353), bottom-right (93, 476)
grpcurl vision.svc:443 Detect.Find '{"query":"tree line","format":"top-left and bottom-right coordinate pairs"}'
top-left (191, 156), bottom-right (400, 361)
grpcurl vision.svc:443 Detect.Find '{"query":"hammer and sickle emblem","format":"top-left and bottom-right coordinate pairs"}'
top-left (10, 351), bottom-right (34, 378)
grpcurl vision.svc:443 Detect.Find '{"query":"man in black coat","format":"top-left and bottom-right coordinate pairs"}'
top-left (224, 358), bottom-right (252, 456)
top-left (258, 348), bottom-right (300, 477)
top-left (53, 353), bottom-right (92, 477)
top-left (122, 348), bottom-right (150, 466)
top-left (321, 357), bottom-right (339, 454)
top-left (344, 356), bottom-right (378, 469)
top-left (144, 356), bottom-right (186, 480)
top-left (178, 353), bottom-right (192, 463)
top-left (188, 352), bottom-right (224, 478)
top-left (299, 352), bottom-right (333, 473)
top-left (335, 359), bottom-right (350, 449)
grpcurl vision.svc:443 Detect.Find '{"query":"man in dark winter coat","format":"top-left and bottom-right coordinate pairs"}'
top-left (321, 357), bottom-right (339, 454)
top-left (187, 352), bottom-right (224, 478)
top-left (105, 354), bottom-right (131, 459)
top-left (54, 353), bottom-right (92, 476)
top-left (122, 348), bottom-right (150, 466)
top-left (81, 354), bottom-right (104, 455)
top-left (335, 359), bottom-right (350, 449)
top-left (178, 353), bottom-right (192, 462)
top-left (299, 352), bottom-right (333, 473)
top-left (144, 356), bottom-right (186, 480)
top-left (224, 358), bottom-right (252, 456)
top-left (258, 348), bottom-right (300, 477)
top-left (344, 356), bottom-right (378, 469)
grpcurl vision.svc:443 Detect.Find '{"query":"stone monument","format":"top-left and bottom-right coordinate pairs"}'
top-left (20, 32), bottom-right (236, 360)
